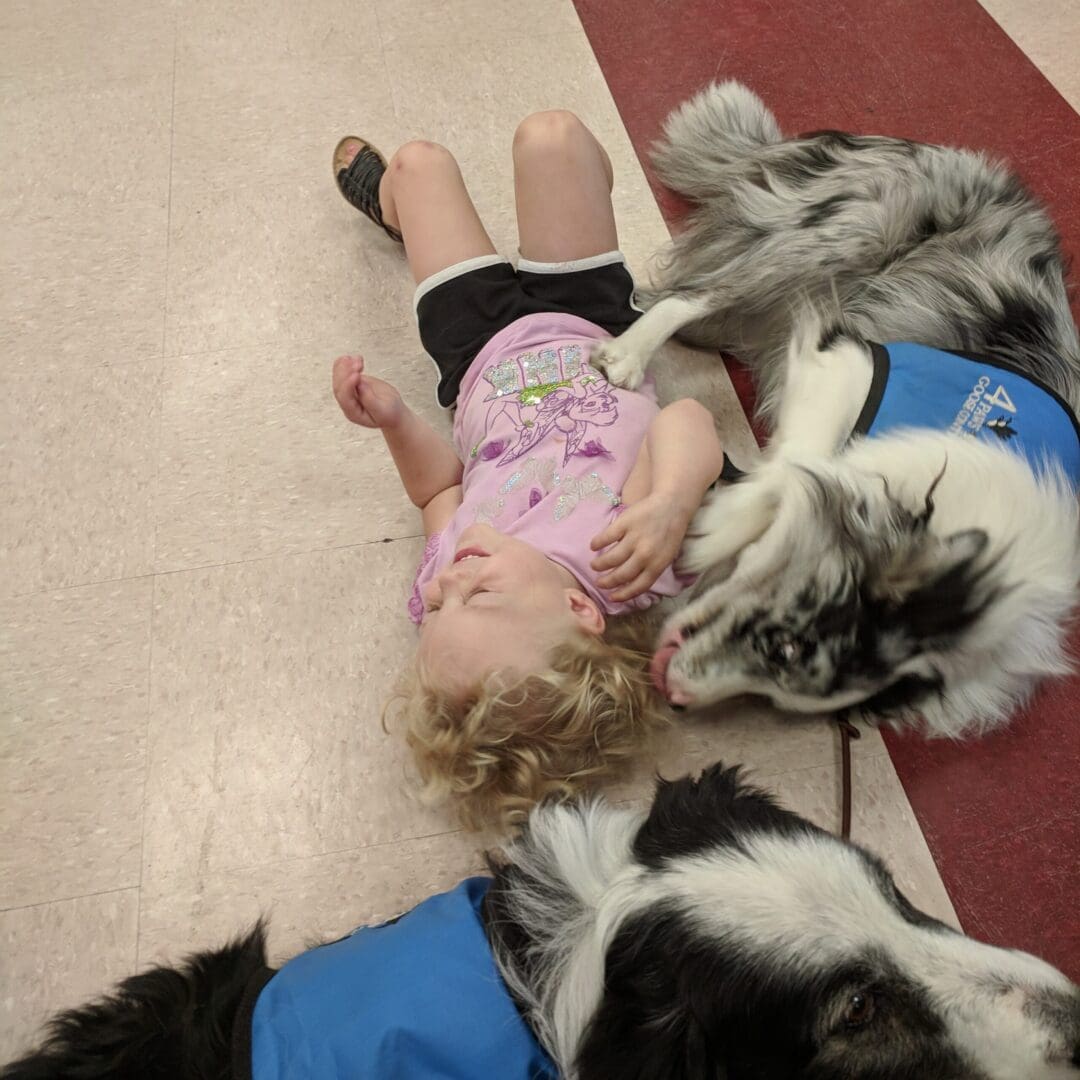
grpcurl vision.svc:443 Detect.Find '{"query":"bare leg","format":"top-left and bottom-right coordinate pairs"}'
top-left (512, 110), bottom-right (618, 262)
top-left (509, 111), bottom-right (707, 386)
top-left (374, 140), bottom-right (497, 286)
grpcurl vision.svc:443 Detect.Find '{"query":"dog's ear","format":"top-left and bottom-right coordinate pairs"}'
top-left (633, 764), bottom-right (814, 869)
top-left (575, 914), bottom-right (727, 1080)
top-left (872, 527), bottom-right (996, 644)
top-left (873, 527), bottom-right (988, 602)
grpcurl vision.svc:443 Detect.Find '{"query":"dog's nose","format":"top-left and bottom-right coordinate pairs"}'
top-left (667, 683), bottom-right (693, 709)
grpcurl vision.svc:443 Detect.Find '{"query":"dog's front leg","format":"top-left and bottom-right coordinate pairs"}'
top-left (770, 326), bottom-right (874, 461)
top-left (594, 294), bottom-right (712, 389)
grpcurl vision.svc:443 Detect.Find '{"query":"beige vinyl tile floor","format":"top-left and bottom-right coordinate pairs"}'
top-left (1, 0), bottom-right (1075, 1061)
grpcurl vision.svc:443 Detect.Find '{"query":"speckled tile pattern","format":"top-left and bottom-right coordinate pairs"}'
top-left (153, 327), bottom-right (444, 571)
top-left (3, 0), bottom-right (1068, 1061)
top-left (0, 204), bottom-right (168, 373)
top-left (1, 580), bottom-right (152, 910)
top-left (141, 541), bottom-right (451, 895)
top-left (2, 358), bottom-right (160, 596)
top-left (137, 831), bottom-right (487, 967)
top-left (0, 890), bottom-right (139, 1063)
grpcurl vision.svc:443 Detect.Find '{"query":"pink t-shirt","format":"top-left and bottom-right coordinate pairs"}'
top-left (409, 312), bottom-right (688, 625)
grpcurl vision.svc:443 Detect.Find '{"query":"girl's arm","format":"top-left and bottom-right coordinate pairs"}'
top-left (333, 354), bottom-right (464, 534)
top-left (590, 398), bottom-right (724, 601)
top-left (380, 409), bottom-right (464, 510)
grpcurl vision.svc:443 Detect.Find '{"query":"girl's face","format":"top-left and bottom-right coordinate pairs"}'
top-left (417, 524), bottom-right (604, 696)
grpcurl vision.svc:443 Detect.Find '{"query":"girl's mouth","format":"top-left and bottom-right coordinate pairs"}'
top-left (453, 547), bottom-right (490, 563)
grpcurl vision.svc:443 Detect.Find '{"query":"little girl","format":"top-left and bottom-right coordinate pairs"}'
top-left (331, 111), bottom-right (725, 828)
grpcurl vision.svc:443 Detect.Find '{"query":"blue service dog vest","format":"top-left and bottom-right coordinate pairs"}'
top-left (852, 342), bottom-right (1080, 486)
top-left (244, 878), bottom-right (558, 1079)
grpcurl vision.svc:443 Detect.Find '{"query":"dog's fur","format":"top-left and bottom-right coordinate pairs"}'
top-left (596, 82), bottom-right (1080, 733)
top-left (5, 765), bottom-right (1079, 1079)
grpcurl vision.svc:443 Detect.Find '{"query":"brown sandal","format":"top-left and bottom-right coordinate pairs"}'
top-left (332, 136), bottom-right (403, 243)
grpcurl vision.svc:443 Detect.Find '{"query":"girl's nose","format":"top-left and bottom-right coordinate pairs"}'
top-left (430, 565), bottom-right (466, 600)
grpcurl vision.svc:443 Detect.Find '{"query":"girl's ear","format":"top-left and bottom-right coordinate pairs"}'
top-left (567, 590), bottom-right (606, 636)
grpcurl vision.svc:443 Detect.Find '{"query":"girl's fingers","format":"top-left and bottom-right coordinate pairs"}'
top-left (336, 378), bottom-right (369, 424)
top-left (590, 535), bottom-right (635, 572)
top-left (598, 553), bottom-right (647, 588)
top-left (611, 568), bottom-right (659, 602)
top-left (333, 359), bottom-right (363, 402)
top-left (590, 518), bottom-right (627, 551)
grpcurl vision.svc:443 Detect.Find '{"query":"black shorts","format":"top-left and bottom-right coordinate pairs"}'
top-left (415, 253), bottom-right (642, 407)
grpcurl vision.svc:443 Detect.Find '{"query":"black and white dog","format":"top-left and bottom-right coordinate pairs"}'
top-left (596, 83), bottom-right (1080, 735)
top-left (5, 765), bottom-right (1079, 1079)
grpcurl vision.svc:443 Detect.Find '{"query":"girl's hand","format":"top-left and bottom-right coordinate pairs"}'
top-left (589, 492), bottom-right (692, 601)
top-left (333, 354), bottom-right (405, 429)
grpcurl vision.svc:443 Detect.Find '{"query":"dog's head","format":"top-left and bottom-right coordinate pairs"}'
top-left (489, 765), bottom-right (1080, 1079)
top-left (650, 460), bottom-right (998, 724)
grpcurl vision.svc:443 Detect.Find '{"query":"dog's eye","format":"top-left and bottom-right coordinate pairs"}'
top-left (843, 991), bottom-right (876, 1029)
top-left (770, 635), bottom-right (802, 665)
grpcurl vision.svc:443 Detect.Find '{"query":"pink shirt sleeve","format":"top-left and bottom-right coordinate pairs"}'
top-left (408, 533), bottom-right (441, 625)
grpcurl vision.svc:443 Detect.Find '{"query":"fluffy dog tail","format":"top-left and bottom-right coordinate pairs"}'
top-left (651, 80), bottom-right (782, 200)
top-left (1, 923), bottom-right (271, 1079)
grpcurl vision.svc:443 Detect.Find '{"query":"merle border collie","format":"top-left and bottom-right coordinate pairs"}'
top-left (5, 765), bottom-right (1079, 1079)
top-left (594, 82), bottom-right (1080, 735)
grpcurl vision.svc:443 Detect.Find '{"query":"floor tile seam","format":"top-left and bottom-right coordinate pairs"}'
top-left (170, 40), bottom-right (413, 76)
top-left (376, 23), bottom-right (590, 59)
top-left (0, 64), bottom-right (174, 103)
top-left (152, 22), bottom-right (180, 585)
top-left (0, 193), bottom-right (171, 226)
top-left (0, 882), bottom-right (139, 917)
top-left (133, 573), bottom-right (159, 969)
top-left (164, 309), bottom-right (423, 359)
top-left (155, 321), bottom-right (417, 363)
top-left (2, 532), bottom-right (426, 603)
top-left (0, 354), bottom-right (164, 384)
top-left (746, 743), bottom-right (891, 782)
top-left (139, 825), bottom-right (474, 900)
top-left (148, 532), bottom-right (427, 578)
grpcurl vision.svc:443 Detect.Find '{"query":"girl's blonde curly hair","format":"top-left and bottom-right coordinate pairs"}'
top-left (387, 624), bottom-right (668, 832)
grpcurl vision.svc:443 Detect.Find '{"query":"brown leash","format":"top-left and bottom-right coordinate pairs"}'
top-left (836, 716), bottom-right (862, 841)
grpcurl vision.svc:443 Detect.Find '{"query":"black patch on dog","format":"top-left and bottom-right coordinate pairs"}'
top-left (877, 530), bottom-right (999, 646)
top-left (575, 910), bottom-right (973, 1080)
top-left (633, 764), bottom-right (818, 870)
top-left (2, 924), bottom-right (272, 1080)
top-left (1027, 247), bottom-right (1060, 279)
top-left (817, 321), bottom-right (857, 352)
top-left (914, 212), bottom-right (943, 244)
top-left (855, 671), bottom-right (945, 716)
top-left (801, 194), bottom-right (851, 228)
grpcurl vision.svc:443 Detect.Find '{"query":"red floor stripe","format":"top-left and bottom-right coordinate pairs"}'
top-left (574, 0), bottom-right (1080, 977)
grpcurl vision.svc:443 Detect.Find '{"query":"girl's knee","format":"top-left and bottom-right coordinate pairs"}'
top-left (388, 139), bottom-right (458, 180)
top-left (512, 110), bottom-right (590, 156)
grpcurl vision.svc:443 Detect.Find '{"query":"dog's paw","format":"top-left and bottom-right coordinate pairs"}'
top-left (593, 340), bottom-right (648, 390)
